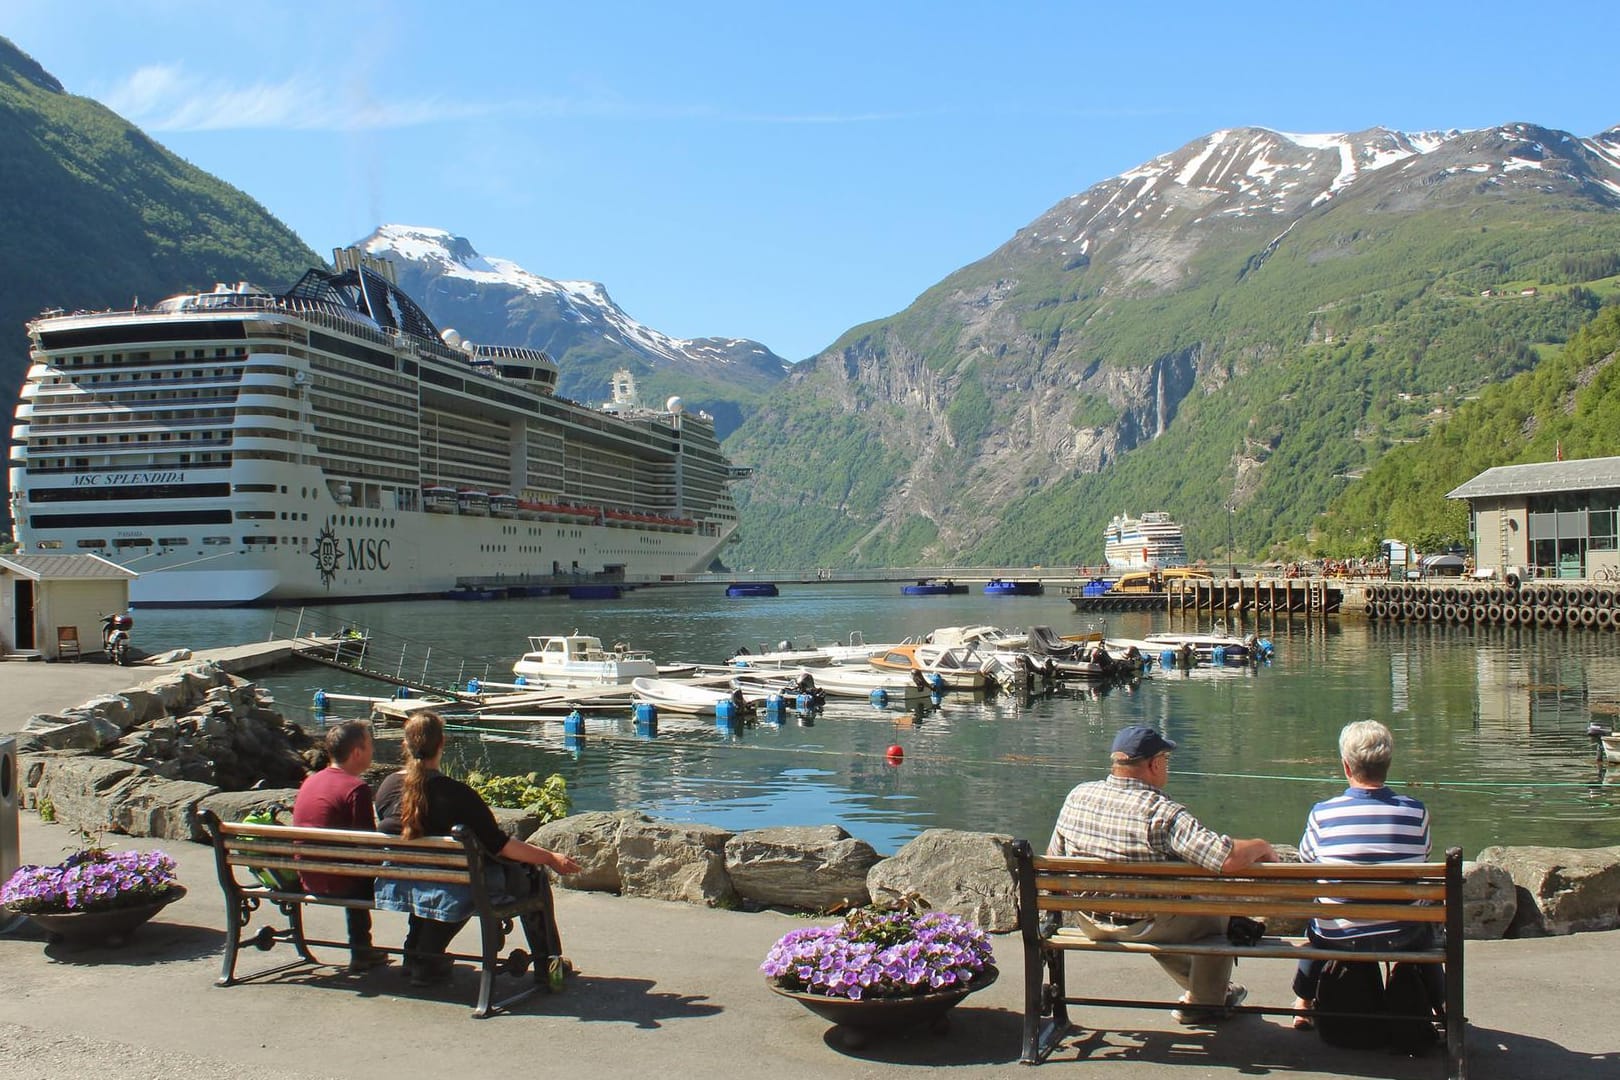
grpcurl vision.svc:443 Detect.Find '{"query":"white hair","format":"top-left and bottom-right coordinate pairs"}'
top-left (1339, 720), bottom-right (1394, 782)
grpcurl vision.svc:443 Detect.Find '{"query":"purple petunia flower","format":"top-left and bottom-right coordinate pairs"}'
top-left (761, 907), bottom-right (994, 1001)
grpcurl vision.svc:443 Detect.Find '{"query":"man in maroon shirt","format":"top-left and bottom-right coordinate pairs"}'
top-left (293, 721), bottom-right (389, 972)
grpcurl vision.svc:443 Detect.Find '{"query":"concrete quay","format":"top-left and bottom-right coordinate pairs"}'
top-left (2, 811), bottom-right (1617, 1080)
top-left (3, 655), bottom-right (1618, 1079)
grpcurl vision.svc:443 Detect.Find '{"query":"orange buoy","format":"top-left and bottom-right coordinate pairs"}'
top-left (885, 745), bottom-right (905, 764)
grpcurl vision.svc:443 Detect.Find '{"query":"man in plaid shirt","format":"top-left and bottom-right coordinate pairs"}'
top-left (1048, 725), bottom-right (1276, 1024)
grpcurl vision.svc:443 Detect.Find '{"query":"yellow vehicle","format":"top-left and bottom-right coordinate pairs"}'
top-left (1111, 566), bottom-right (1213, 593)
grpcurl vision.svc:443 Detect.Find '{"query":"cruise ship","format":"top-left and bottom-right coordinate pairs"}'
top-left (1103, 511), bottom-right (1189, 572)
top-left (7, 249), bottom-right (750, 606)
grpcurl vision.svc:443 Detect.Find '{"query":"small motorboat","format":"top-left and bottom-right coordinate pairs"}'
top-left (727, 639), bottom-right (834, 668)
top-left (631, 676), bottom-right (756, 716)
top-left (1602, 732), bottom-right (1620, 765)
top-left (868, 643), bottom-right (990, 690)
top-left (512, 634), bottom-right (658, 688)
top-left (901, 578), bottom-right (968, 596)
top-left (726, 582), bottom-right (779, 598)
top-left (984, 578), bottom-right (1044, 596)
top-left (786, 664), bottom-right (931, 701)
top-left (1144, 627), bottom-right (1264, 665)
top-left (929, 625), bottom-right (1030, 650)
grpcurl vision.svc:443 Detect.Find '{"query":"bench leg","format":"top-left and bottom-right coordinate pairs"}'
top-left (217, 894), bottom-right (247, 987)
top-left (1023, 947), bottom-right (1075, 1064)
top-left (473, 914), bottom-right (506, 1019)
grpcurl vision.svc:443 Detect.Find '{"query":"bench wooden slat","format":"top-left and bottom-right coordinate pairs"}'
top-left (1044, 930), bottom-right (1447, 964)
top-left (225, 839), bottom-right (476, 869)
top-left (216, 822), bottom-right (464, 849)
top-left (1038, 894), bottom-right (1447, 923)
top-left (224, 853), bottom-right (474, 886)
top-left (1035, 873), bottom-right (1447, 902)
top-left (1033, 856), bottom-right (1447, 881)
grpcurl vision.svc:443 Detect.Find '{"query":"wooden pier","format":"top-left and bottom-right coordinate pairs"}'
top-left (1069, 577), bottom-right (1342, 619)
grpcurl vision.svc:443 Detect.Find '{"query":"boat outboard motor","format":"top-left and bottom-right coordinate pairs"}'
top-left (101, 612), bottom-right (134, 666)
top-left (729, 688), bottom-right (747, 712)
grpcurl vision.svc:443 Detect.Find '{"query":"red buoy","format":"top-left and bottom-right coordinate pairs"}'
top-left (885, 745), bottom-right (904, 764)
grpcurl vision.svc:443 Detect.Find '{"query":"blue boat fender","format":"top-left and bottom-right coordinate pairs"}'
top-left (466, 678), bottom-right (481, 694)
top-left (795, 692), bottom-right (815, 712)
top-left (1160, 649), bottom-right (1176, 669)
top-left (514, 675), bottom-right (527, 687)
top-left (927, 672), bottom-right (947, 693)
top-left (765, 693), bottom-right (785, 713)
top-left (1258, 638), bottom-right (1275, 659)
top-left (1212, 646), bottom-right (1226, 665)
top-left (870, 688), bottom-right (889, 706)
top-left (312, 689), bottom-right (328, 710)
top-left (564, 709), bottom-right (586, 736)
top-left (395, 686), bottom-right (411, 699)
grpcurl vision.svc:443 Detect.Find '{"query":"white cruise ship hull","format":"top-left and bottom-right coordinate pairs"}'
top-left (9, 253), bottom-right (746, 606)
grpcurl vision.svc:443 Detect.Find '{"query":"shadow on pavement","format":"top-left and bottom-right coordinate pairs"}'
top-left (38, 922), bottom-right (225, 966)
top-left (815, 1005), bottom-right (1023, 1066)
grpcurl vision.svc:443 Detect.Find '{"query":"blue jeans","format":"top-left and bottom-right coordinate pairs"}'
top-left (1293, 923), bottom-right (1444, 1007)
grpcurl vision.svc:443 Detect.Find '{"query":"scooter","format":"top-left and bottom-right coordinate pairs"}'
top-left (101, 611), bottom-right (134, 665)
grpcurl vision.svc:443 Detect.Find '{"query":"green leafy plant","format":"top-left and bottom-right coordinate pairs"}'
top-left (462, 770), bottom-right (570, 824)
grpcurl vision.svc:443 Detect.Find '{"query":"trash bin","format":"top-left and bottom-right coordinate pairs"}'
top-left (0, 736), bottom-right (17, 888)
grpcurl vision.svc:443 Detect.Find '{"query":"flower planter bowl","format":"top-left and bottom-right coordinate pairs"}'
top-left (14, 885), bottom-right (187, 947)
top-left (769, 964), bottom-right (997, 1045)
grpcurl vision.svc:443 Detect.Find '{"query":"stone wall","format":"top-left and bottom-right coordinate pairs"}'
top-left (16, 662), bottom-right (316, 841)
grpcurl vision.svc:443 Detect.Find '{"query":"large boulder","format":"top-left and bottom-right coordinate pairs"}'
top-left (33, 756), bottom-right (145, 831)
top-left (866, 829), bottom-right (1021, 931)
top-left (489, 806), bottom-right (543, 841)
top-left (725, 824), bottom-right (880, 911)
top-left (1462, 860), bottom-right (1518, 939)
top-left (1477, 845), bottom-right (1620, 936)
top-left (197, 788), bottom-right (302, 828)
top-left (20, 715), bottom-right (123, 751)
top-left (106, 776), bottom-right (220, 840)
top-left (616, 818), bottom-right (737, 907)
top-left (528, 810), bottom-right (649, 892)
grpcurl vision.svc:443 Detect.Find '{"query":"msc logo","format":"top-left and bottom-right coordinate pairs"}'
top-left (310, 522), bottom-right (392, 589)
top-left (311, 524), bottom-right (343, 588)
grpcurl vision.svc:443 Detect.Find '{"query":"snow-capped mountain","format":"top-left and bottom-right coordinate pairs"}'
top-left (358, 225), bottom-right (788, 434)
top-left (1008, 124), bottom-right (1620, 290)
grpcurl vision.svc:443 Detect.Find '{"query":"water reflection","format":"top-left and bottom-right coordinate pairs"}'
top-left (134, 585), bottom-right (1620, 855)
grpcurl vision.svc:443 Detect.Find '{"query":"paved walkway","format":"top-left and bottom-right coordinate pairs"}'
top-left (2, 812), bottom-right (1617, 1080)
top-left (4, 657), bottom-right (1618, 1078)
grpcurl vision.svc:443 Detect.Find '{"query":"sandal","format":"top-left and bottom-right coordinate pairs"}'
top-left (1291, 998), bottom-right (1314, 1030)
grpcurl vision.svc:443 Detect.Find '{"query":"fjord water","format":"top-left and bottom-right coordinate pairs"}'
top-left (137, 584), bottom-right (1620, 856)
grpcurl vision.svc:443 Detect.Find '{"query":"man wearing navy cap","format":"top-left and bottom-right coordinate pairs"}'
top-left (1048, 724), bottom-right (1276, 1024)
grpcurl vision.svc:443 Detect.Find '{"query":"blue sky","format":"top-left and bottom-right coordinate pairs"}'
top-left (6, 2), bottom-right (1618, 361)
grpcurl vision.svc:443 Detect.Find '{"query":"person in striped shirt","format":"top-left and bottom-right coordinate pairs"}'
top-left (1290, 719), bottom-right (1443, 1025)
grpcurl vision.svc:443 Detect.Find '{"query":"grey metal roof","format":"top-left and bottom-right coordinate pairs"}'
top-left (0, 553), bottom-right (139, 581)
top-left (1446, 457), bottom-right (1620, 500)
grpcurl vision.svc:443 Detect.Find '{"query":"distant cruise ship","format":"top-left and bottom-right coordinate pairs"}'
top-left (8, 249), bottom-right (749, 606)
top-left (1103, 511), bottom-right (1189, 572)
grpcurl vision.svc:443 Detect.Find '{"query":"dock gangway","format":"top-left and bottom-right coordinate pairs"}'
top-left (268, 607), bottom-right (506, 703)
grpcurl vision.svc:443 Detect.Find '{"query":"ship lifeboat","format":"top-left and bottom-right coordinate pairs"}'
top-left (457, 490), bottom-right (491, 516)
top-left (423, 485), bottom-right (458, 514)
top-left (489, 493), bottom-right (519, 519)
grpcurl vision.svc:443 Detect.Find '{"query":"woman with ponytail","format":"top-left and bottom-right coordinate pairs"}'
top-left (374, 712), bottom-right (581, 985)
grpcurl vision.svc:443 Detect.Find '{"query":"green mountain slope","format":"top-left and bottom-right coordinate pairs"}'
top-left (725, 124), bottom-right (1620, 568)
top-left (0, 36), bottom-right (321, 477)
top-left (1317, 303), bottom-right (1620, 554)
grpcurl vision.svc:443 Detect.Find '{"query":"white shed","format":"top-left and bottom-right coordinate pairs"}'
top-left (0, 554), bottom-right (137, 661)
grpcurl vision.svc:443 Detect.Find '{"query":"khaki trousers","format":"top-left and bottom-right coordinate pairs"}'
top-left (1077, 912), bottom-right (1232, 1006)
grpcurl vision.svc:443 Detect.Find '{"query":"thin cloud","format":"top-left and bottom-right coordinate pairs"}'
top-left (98, 64), bottom-right (953, 133)
top-left (100, 64), bottom-right (507, 132)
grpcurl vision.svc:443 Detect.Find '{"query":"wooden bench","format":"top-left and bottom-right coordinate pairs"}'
top-left (199, 809), bottom-right (563, 1018)
top-left (1013, 841), bottom-right (1465, 1078)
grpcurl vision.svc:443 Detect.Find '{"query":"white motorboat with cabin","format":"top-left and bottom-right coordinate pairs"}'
top-left (512, 634), bottom-right (658, 687)
top-left (868, 643), bottom-right (991, 691)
